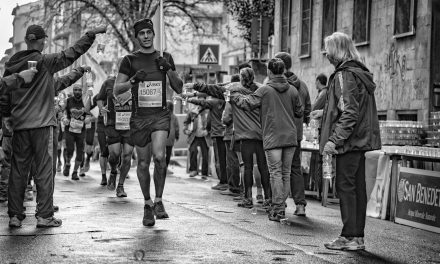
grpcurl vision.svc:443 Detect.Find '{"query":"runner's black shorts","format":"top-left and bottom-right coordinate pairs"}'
top-left (130, 110), bottom-right (170, 147)
top-left (85, 123), bottom-right (96, 145)
top-left (105, 125), bottom-right (133, 146)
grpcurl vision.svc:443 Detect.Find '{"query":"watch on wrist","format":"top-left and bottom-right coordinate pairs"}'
top-left (130, 78), bottom-right (136, 85)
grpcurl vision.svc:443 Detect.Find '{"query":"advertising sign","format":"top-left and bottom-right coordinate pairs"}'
top-left (395, 167), bottom-right (440, 233)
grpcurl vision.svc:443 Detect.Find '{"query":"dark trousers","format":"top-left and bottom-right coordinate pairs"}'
top-left (166, 146), bottom-right (173, 167)
top-left (336, 151), bottom-right (367, 238)
top-left (189, 137), bottom-right (209, 175)
top-left (0, 136), bottom-right (12, 199)
top-left (213, 137), bottom-right (227, 184)
top-left (239, 139), bottom-right (271, 199)
top-left (65, 130), bottom-right (85, 163)
top-left (290, 141), bottom-right (306, 206)
top-left (224, 140), bottom-right (240, 192)
top-left (8, 127), bottom-right (55, 220)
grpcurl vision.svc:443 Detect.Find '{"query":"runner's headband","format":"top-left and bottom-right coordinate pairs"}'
top-left (134, 18), bottom-right (155, 37)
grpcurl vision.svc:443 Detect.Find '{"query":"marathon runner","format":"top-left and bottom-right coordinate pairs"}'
top-left (62, 84), bottom-right (92, 181)
top-left (97, 67), bottom-right (133, 197)
top-left (114, 18), bottom-right (183, 226)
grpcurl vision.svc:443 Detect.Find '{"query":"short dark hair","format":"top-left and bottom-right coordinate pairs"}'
top-left (231, 74), bottom-right (240, 82)
top-left (268, 58), bottom-right (285, 75)
top-left (238, 62), bottom-right (251, 71)
top-left (274, 52), bottom-right (292, 70)
top-left (316, 73), bottom-right (328, 86)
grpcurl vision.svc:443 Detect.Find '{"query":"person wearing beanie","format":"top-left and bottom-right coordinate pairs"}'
top-left (114, 18), bottom-right (183, 227)
top-left (2, 24), bottom-right (107, 228)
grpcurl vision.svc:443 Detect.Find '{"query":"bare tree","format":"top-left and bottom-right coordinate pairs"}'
top-left (224, 0), bottom-right (274, 43)
top-left (43, 0), bottom-right (221, 52)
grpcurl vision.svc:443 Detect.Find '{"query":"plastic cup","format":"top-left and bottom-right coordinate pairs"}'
top-left (224, 90), bottom-right (231, 102)
top-left (28, 61), bottom-right (37, 70)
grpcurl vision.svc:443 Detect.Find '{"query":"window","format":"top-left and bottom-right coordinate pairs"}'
top-left (352, 0), bottom-right (371, 45)
top-left (321, 0), bottom-right (337, 50)
top-left (280, 0), bottom-right (291, 52)
top-left (394, 0), bottom-right (416, 38)
top-left (211, 18), bottom-right (221, 35)
top-left (299, 0), bottom-right (313, 57)
top-left (397, 110), bottom-right (418, 121)
top-left (378, 111), bottom-right (387, 121)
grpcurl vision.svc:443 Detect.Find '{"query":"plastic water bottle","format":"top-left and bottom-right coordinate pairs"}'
top-left (85, 71), bottom-right (93, 87)
top-left (250, 208), bottom-right (257, 215)
top-left (224, 90), bottom-right (230, 102)
top-left (323, 154), bottom-right (333, 179)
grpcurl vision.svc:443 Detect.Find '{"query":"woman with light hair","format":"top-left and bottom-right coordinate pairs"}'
top-left (312, 32), bottom-right (381, 250)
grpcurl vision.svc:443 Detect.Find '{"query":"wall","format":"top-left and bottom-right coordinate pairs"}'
top-left (276, 0), bottom-right (432, 122)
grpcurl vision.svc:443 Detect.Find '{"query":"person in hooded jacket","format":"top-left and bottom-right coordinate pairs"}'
top-left (230, 58), bottom-right (303, 222)
top-left (221, 68), bottom-right (271, 209)
top-left (274, 52), bottom-right (311, 217)
top-left (316, 32), bottom-right (381, 251)
top-left (2, 24), bottom-right (106, 228)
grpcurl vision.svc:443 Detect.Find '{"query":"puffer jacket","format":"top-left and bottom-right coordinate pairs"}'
top-left (319, 60), bottom-right (381, 154)
top-left (285, 72), bottom-right (310, 141)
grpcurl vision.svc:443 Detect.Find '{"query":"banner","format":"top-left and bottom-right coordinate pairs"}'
top-left (395, 167), bottom-right (440, 233)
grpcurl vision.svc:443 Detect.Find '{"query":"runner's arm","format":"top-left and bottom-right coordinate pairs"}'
top-left (113, 72), bottom-right (132, 96)
top-left (167, 71), bottom-right (183, 94)
top-left (222, 102), bottom-right (233, 126)
top-left (230, 87), bottom-right (264, 111)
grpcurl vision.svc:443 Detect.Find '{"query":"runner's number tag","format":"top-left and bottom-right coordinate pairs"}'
top-left (115, 112), bottom-right (131, 130)
top-left (69, 119), bottom-right (84, 134)
top-left (138, 81), bottom-right (162, 107)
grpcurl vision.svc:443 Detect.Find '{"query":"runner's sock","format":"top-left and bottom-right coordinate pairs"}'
top-left (144, 199), bottom-right (154, 207)
top-left (154, 197), bottom-right (162, 203)
top-left (257, 187), bottom-right (263, 196)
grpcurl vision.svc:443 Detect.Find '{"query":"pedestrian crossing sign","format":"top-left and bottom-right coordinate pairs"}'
top-left (199, 44), bottom-right (219, 65)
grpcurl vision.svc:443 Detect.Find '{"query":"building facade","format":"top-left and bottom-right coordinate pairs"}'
top-left (274, 0), bottom-right (438, 123)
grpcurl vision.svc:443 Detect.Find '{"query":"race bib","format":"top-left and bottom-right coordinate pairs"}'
top-left (69, 119), bottom-right (84, 134)
top-left (115, 112), bottom-right (132, 130)
top-left (138, 81), bottom-right (162, 107)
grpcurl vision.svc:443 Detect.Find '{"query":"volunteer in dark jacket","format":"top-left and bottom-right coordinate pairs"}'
top-left (2, 24), bottom-right (106, 228)
top-left (275, 52), bottom-right (311, 217)
top-left (220, 68), bottom-right (271, 209)
top-left (185, 95), bottom-right (227, 190)
top-left (0, 69), bottom-right (37, 203)
top-left (317, 32), bottom-right (381, 251)
top-left (231, 58), bottom-right (303, 221)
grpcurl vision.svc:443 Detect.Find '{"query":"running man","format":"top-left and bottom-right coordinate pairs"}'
top-left (62, 84), bottom-right (92, 181)
top-left (97, 69), bottom-right (133, 197)
top-left (114, 18), bottom-right (183, 226)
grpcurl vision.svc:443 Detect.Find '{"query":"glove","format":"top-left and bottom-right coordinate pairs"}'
top-left (130, 70), bottom-right (148, 84)
top-left (155, 56), bottom-right (172, 72)
top-left (310, 109), bottom-right (323, 119)
top-left (323, 141), bottom-right (337, 155)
